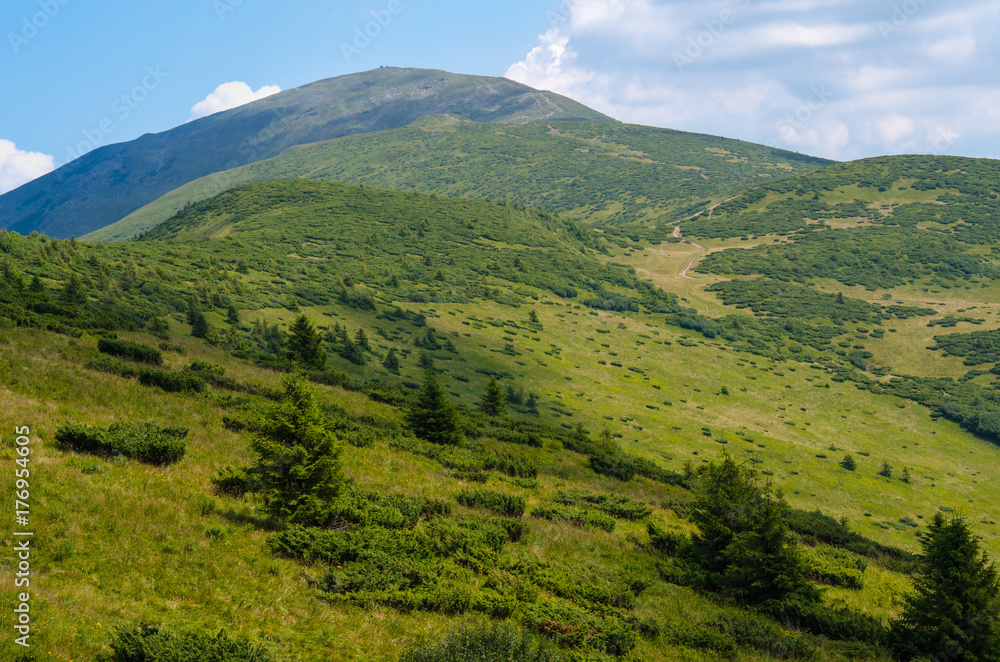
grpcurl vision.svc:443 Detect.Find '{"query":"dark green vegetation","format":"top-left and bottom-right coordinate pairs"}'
top-left (398, 621), bottom-right (563, 662)
top-left (3, 141), bottom-right (1000, 662)
top-left (108, 625), bottom-right (273, 662)
top-left (96, 116), bottom-right (832, 241)
top-left (891, 515), bottom-right (1000, 661)
top-left (0, 67), bottom-right (612, 239)
top-left (55, 421), bottom-right (188, 465)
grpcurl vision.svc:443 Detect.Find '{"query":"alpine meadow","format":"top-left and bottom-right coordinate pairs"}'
top-left (2, 66), bottom-right (1000, 662)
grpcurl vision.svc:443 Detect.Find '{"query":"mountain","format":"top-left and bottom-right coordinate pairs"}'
top-left (0, 67), bottom-right (611, 239)
top-left (3, 176), bottom-right (1000, 661)
top-left (87, 114), bottom-right (833, 242)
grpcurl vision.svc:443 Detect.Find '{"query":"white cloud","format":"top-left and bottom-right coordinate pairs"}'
top-left (506, 0), bottom-right (1000, 161)
top-left (0, 139), bottom-right (55, 195)
top-left (189, 81), bottom-right (281, 120)
top-left (877, 114), bottom-right (917, 149)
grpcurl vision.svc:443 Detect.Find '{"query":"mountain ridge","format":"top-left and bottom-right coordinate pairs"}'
top-left (0, 67), bottom-right (612, 239)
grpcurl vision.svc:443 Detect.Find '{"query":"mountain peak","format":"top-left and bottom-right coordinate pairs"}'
top-left (0, 68), bottom-right (612, 239)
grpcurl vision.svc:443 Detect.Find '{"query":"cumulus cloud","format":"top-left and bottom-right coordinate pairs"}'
top-left (505, 0), bottom-right (1000, 160)
top-left (189, 81), bottom-right (281, 120)
top-left (0, 139), bottom-right (55, 195)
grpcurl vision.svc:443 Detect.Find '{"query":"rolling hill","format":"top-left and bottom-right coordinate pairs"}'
top-left (3, 176), bottom-right (1000, 660)
top-left (0, 67), bottom-right (611, 239)
top-left (87, 114), bottom-right (833, 242)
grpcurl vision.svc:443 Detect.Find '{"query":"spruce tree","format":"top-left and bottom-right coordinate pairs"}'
top-left (286, 314), bottom-right (327, 369)
top-left (60, 273), bottom-right (86, 307)
top-left (892, 514), bottom-right (1000, 661)
top-left (406, 370), bottom-right (462, 445)
top-left (187, 298), bottom-right (210, 339)
top-left (478, 377), bottom-right (507, 417)
top-left (688, 454), bottom-right (818, 606)
top-left (354, 328), bottom-right (370, 352)
top-left (249, 372), bottom-right (345, 526)
top-left (382, 347), bottom-right (400, 374)
top-left (526, 393), bottom-right (539, 415)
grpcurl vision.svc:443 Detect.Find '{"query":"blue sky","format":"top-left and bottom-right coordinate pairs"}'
top-left (2, 0), bottom-right (998, 194)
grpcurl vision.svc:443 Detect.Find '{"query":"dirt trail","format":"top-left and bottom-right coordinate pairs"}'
top-left (679, 242), bottom-right (706, 279)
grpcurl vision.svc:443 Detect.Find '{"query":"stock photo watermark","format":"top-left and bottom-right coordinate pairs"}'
top-left (674, 0), bottom-right (751, 72)
top-left (341, 0), bottom-right (404, 63)
top-left (8, 0), bottom-right (72, 54)
top-left (214, 0), bottom-right (245, 22)
top-left (776, 85), bottom-right (833, 138)
top-left (12, 426), bottom-right (34, 648)
top-left (878, 0), bottom-right (930, 39)
top-left (61, 66), bottom-right (169, 166)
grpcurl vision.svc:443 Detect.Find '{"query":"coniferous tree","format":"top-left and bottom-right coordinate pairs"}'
top-left (526, 393), bottom-right (539, 415)
top-left (688, 454), bottom-right (818, 606)
top-left (892, 514), bottom-right (1000, 661)
top-left (382, 347), bottom-right (400, 374)
top-left (250, 372), bottom-right (345, 526)
top-left (187, 297), bottom-right (210, 339)
top-left (60, 273), bottom-right (86, 307)
top-left (286, 314), bottom-right (327, 369)
top-left (226, 305), bottom-right (240, 326)
top-left (406, 370), bottom-right (462, 445)
top-left (354, 328), bottom-right (370, 351)
top-left (478, 377), bottom-right (507, 417)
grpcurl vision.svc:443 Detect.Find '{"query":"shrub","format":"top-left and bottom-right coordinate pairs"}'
top-left (55, 422), bottom-right (187, 465)
top-left (647, 522), bottom-right (687, 555)
top-left (211, 466), bottom-right (254, 498)
top-left (398, 621), bottom-right (563, 662)
top-left (108, 624), bottom-right (272, 662)
top-left (98, 338), bottom-right (163, 365)
top-left (555, 490), bottom-right (652, 521)
top-left (530, 504), bottom-right (615, 532)
top-left (457, 489), bottom-right (526, 518)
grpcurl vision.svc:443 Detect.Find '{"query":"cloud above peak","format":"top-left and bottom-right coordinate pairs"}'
top-left (506, 0), bottom-right (999, 160)
top-left (0, 139), bottom-right (55, 195)
top-left (189, 81), bottom-right (281, 120)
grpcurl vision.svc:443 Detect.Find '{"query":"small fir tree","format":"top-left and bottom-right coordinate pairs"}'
top-left (382, 347), bottom-right (400, 374)
top-left (250, 372), bottom-right (345, 526)
top-left (187, 298), bottom-right (210, 339)
top-left (286, 314), bottom-right (327, 369)
top-left (478, 377), bottom-right (507, 417)
top-left (688, 454), bottom-right (818, 606)
top-left (406, 370), bottom-right (462, 445)
top-left (892, 514), bottom-right (1000, 661)
top-left (354, 328), bottom-right (370, 352)
top-left (525, 393), bottom-right (539, 415)
top-left (840, 454), bottom-right (857, 471)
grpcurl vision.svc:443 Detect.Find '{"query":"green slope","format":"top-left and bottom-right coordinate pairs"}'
top-left (3, 179), bottom-right (1000, 661)
top-left (0, 67), bottom-right (611, 239)
top-left (87, 116), bottom-right (833, 242)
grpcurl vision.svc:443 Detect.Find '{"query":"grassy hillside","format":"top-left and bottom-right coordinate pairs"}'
top-left (3, 179), bottom-right (1000, 661)
top-left (0, 67), bottom-right (611, 240)
top-left (87, 116), bottom-right (832, 242)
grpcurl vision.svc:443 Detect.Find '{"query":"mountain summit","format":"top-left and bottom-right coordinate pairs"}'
top-left (0, 67), bottom-right (612, 239)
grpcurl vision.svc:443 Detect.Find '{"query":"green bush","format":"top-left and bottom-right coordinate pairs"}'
top-left (98, 337), bottom-right (163, 365)
top-left (530, 504), bottom-right (615, 532)
top-left (457, 489), bottom-right (526, 517)
top-left (806, 546), bottom-right (867, 589)
top-left (398, 621), bottom-right (563, 662)
top-left (56, 422), bottom-right (187, 465)
top-left (211, 466), bottom-right (255, 498)
top-left (554, 489), bottom-right (652, 521)
top-left (108, 624), bottom-right (272, 662)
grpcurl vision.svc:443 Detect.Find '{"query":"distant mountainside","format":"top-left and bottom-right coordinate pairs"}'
top-left (87, 115), bottom-right (832, 242)
top-left (0, 67), bottom-right (611, 239)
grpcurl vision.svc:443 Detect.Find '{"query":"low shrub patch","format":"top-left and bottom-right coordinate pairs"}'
top-left (56, 422), bottom-right (187, 465)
